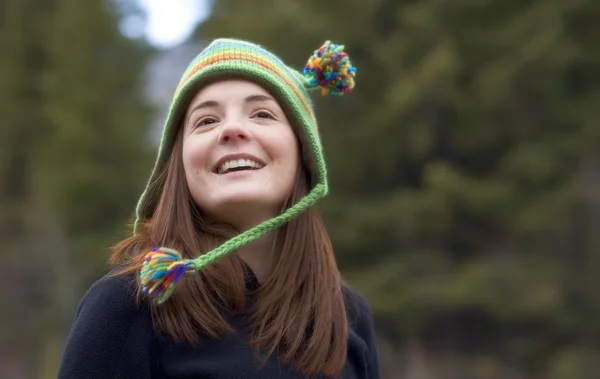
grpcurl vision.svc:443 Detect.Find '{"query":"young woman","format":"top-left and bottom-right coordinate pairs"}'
top-left (57, 38), bottom-right (380, 379)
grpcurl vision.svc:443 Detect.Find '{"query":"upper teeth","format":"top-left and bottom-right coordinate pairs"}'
top-left (218, 159), bottom-right (264, 174)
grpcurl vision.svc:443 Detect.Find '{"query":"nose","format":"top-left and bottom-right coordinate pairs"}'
top-left (217, 120), bottom-right (250, 144)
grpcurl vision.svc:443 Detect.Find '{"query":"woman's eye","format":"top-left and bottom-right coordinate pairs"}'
top-left (255, 111), bottom-right (274, 119)
top-left (195, 117), bottom-right (217, 128)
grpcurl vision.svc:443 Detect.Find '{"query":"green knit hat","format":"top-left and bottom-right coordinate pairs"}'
top-left (137, 38), bottom-right (356, 304)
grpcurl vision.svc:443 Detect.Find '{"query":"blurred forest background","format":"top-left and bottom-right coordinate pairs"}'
top-left (2, 0), bottom-right (600, 378)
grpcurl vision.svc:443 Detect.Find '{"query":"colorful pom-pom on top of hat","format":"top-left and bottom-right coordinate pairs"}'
top-left (303, 40), bottom-right (356, 96)
top-left (140, 247), bottom-right (195, 304)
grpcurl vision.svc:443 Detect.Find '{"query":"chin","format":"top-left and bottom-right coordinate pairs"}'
top-left (206, 192), bottom-right (285, 224)
top-left (215, 193), bottom-right (281, 211)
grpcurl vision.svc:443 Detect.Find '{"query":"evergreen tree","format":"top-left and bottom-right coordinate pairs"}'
top-left (0, 0), bottom-right (154, 377)
top-left (0, 1), bottom-right (59, 377)
top-left (40, 0), bottom-right (155, 283)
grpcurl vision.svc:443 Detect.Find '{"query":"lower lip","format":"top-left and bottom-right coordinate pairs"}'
top-left (217, 168), bottom-right (262, 177)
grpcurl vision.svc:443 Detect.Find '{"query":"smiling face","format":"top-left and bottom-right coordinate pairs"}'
top-left (181, 79), bottom-right (299, 230)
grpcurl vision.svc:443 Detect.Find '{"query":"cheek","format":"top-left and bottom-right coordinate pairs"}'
top-left (270, 129), bottom-right (300, 181)
top-left (181, 136), bottom-right (212, 207)
top-left (182, 136), bottom-right (209, 174)
top-left (181, 143), bottom-right (195, 178)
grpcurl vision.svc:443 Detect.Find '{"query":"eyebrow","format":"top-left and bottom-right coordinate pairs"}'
top-left (244, 94), bottom-right (277, 104)
top-left (186, 94), bottom-right (278, 124)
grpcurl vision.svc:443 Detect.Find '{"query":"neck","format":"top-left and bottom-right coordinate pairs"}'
top-left (213, 208), bottom-right (281, 282)
top-left (236, 231), bottom-right (275, 283)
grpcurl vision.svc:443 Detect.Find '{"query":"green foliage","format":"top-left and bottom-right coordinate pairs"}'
top-left (0, 0), bottom-right (154, 376)
top-left (2, 0), bottom-right (599, 376)
top-left (193, 0), bottom-right (600, 376)
top-left (38, 0), bottom-right (155, 277)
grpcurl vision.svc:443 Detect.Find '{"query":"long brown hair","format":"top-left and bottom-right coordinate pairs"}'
top-left (109, 126), bottom-right (348, 377)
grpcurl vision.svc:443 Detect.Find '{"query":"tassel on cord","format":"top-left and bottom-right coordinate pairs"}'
top-left (140, 247), bottom-right (195, 304)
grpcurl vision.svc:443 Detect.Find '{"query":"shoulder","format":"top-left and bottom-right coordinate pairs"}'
top-left (341, 281), bottom-right (375, 333)
top-left (67, 269), bottom-right (154, 341)
top-left (58, 270), bottom-right (156, 378)
top-left (341, 282), bottom-right (381, 378)
top-left (75, 270), bottom-right (143, 318)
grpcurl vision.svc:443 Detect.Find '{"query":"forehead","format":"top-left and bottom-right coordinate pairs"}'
top-left (188, 79), bottom-right (273, 106)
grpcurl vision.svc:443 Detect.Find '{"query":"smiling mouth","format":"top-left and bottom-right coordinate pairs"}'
top-left (216, 158), bottom-right (265, 174)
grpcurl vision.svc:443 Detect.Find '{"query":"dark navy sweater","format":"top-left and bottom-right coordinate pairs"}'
top-left (57, 269), bottom-right (380, 379)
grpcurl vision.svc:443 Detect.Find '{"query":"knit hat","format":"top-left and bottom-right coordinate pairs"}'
top-left (136, 38), bottom-right (356, 304)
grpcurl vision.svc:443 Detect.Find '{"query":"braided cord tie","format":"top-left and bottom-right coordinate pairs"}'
top-left (140, 183), bottom-right (327, 304)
